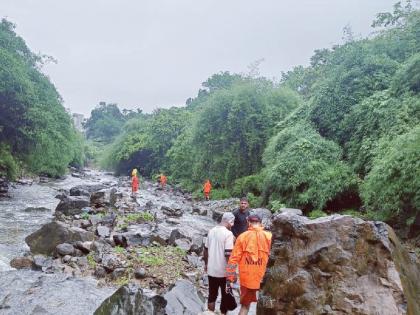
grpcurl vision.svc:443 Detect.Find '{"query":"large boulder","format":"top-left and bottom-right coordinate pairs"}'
top-left (70, 184), bottom-right (106, 196)
top-left (25, 221), bottom-right (95, 255)
top-left (94, 284), bottom-right (166, 315)
top-left (55, 196), bottom-right (90, 216)
top-left (258, 213), bottom-right (420, 315)
top-left (164, 279), bottom-right (205, 315)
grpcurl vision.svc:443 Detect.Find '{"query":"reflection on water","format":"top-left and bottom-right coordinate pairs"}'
top-left (0, 170), bottom-right (115, 271)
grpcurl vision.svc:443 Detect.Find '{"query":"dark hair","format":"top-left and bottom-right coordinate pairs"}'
top-left (248, 214), bottom-right (262, 222)
top-left (240, 197), bottom-right (248, 202)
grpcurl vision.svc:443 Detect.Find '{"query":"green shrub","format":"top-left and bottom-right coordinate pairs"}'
top-left (268, 200), bottom-right (286, 213)
top-left (0, 144), bottom-right (19, 179)
top-left (231, 173), bottom-right (264, 197)
top-left (246, 192), bottom-right (263, 208)
top-left (361, 126), bottom-right (420, 221)
top-left (211, 188), bottom-right (232, 200)
top-left (308, 209), bottom-right (328, 219)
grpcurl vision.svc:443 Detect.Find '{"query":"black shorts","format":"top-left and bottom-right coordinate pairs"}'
top-left (208, 275), bottom-right (229, 313)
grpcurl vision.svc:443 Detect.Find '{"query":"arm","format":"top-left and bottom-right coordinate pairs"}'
top-left (226, 237), bottom-right (243, 283)
top-left (203, 246), bottom-right (208, 272)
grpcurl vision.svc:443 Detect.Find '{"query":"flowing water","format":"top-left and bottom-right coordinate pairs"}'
top-left (0, 170), bottom-right (115, 271)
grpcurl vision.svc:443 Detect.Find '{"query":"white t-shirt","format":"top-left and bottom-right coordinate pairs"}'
top-left (205, 225), bottom-right (234, 278)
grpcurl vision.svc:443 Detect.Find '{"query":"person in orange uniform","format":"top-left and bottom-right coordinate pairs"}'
top-left (203, 179), bottom-right (212, 200)
top-left (159, 174), bottom-right (167, 189)
top-left (131, 168), bottom-right (139, 196)
top-left (225, 214), bottom-right (272, 315)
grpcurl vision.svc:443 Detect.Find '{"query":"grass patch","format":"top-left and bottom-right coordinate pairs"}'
top-left (308, 209), bottom-right (328, 219)
top-left (87, 253), bottom-right (96, 268)
top-left (114, 245), bottom-right (125, 254)
top-left (123, 212), bottom-right (154, 224)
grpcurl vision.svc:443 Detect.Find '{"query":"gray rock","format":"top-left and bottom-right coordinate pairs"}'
top-left (56, 243), bottom-right (75, 256)
top-left (33, 255), bottom-right (49, 270)
top-left (174, 238), bottom-right (192, 252)
top-left (96, 225), bottom-right (110, 238)
top-left (0, 270), bottom-right (114, 315)
top-left (74, 241), bottom-right (91, 254)
top-left (23, 207), bottom-right (50, 212)
top-left (94, 266), bottom-right (107, 278)
top-left (90, 190), bottom-right (108, 207)
top-left (164, 279), bottom-right (205, 315)
top-left (62, 255), bottom-right (72, 263)
top-left (55, 196), bottom-right (90, 216)
top-left (161, 205), bottom-right (183, 217)
top-left (111, 268), bottom-right (126, 280)
top-left (69, 187), bottom-right (90, 197)
top-left (134, 267), bottom-right (147, 279)
top-left (279, 207), bottom-right (303, 216)
top-left (102, 254), bottom-right (120, 272)
top-left (25, 222), bottom-right (95, 255)
top-left (94, 284), bottom-right (166, 315)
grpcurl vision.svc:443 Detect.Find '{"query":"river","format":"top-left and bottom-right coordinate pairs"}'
top-left (0, 170), bottom-right (116, 271)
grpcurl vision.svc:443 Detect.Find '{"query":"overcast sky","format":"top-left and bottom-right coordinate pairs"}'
top-left (1, 0), bottom-right (400, 116)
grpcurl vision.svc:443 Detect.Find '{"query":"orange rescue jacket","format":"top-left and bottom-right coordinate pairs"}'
top-left (203, 181), bottom-right (212, 193)
top-left (226, 225), bottom-right (272, 289)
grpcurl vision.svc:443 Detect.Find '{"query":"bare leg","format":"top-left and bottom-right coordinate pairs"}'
top-left (239, 304), bottom-right (250, 315)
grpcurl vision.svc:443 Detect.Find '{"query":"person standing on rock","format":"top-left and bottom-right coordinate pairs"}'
top-left (203, 212), bottom-right (237, 315)
top-left (226, 214), bottom-right (272, 315)
top-left (159, 174), bottom-right (167, 189)
top-left (231, 197), bottom-right (250, 238)
top-left (131, 168), bottom-right (139, 196)
top-left (203, 179), bottom-right (212, 200)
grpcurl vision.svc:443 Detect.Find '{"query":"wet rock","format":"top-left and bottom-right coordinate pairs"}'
top-left (56, 243), bottom-right (75, 256)
top-left (25, 221), bottom-right (95, 255)
top-left (111, 268), bottom-right (126, 280)
top-left (0, 270), bottom-right (114, 315)
top-left (80, 219), bottom-right (92, 229)
top-left (166, 218), bottom-right (180, 225)
top-left (23, 207), bottom-right (50, 212)
top-left (55, 193), bottom-right (67, 201)
top-left (164, 279), bottom-right (205, 315)
top-left (251, 208), bottom-right (273, 229)
top-left (279, 207), bottom-right (303, 216)
top-left (93, 283), bottom-right (167, 315)
top-left (258, 213), bottom-right (420, 315)
top-left (74, 241), bottom-right (91, 254)
top-left (174, 238), bottom-right (192, 252)
top-left (168, 228), bottom-right (188, 245)
top-left (134, 267), bottom-right (147, 279)
top-left (110, 188), bottom-right (123, 206)
top-left (62, 255), bottom-right (72, 263)
top-left (90, 190), bottom-right (108, 207)
top-left (102, 254), bottom-right (120, 272)
top-left (33, 255), bottom-right (49, 270)
top-left (10, 256), bottom-right (34, 269)
top-left (96, 225), bottom-right (110, 238)
top-left (69, 187), bottom-right (90, 197)
top-left (94, 266), bottom-right (107, 278)
top-left (192, 206), bottom-right (207, 216)
top-left (161, 205), bottom-right (182, 217)
top-left (123, 224), bottom-right (154, 246)
top-left (187, 254), bottom-right (204, 268)
top-left (55, 196), bottom-right (90, 216)
top-left (71, 172), bottom-right (82, 178)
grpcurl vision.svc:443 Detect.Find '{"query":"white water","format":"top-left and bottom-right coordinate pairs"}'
top-left (0, 170), bottom-right (115, 271)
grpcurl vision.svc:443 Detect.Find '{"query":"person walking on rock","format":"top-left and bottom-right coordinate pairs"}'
top-left (159, 173), bottom-right (167, 189)
top-left (203, 179), bottom-right (212, 200)
top-left (131, 168), bottom-right (139, 196)
top-left (231, 197), bottom-right (250, 238)
top-left (204, 212), bottom-right (237, 314)
top-left (226, 214), bottom-right (272, 315)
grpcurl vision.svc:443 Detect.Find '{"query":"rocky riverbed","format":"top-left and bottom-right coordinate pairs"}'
top-left (1, 170), bottom-right (419, 315)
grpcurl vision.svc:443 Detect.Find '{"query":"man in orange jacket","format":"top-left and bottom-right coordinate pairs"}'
top-left (225, 214), bottom-right (272, 315)
top-left (131, 168), bottom-right (139, 196)
top-left (203, 179), bottom-right (212, 200)
top-left (159, 174), bottom-right (167, 189)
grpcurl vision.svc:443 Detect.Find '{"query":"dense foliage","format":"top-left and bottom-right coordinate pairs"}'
top-left (0, 19), bottom-right (83, 178)
top-left (96, 2), bottom-right (419, 225)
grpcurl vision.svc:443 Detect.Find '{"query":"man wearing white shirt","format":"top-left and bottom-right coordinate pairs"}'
top-left (203, 212), bottom-right (235, 315)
